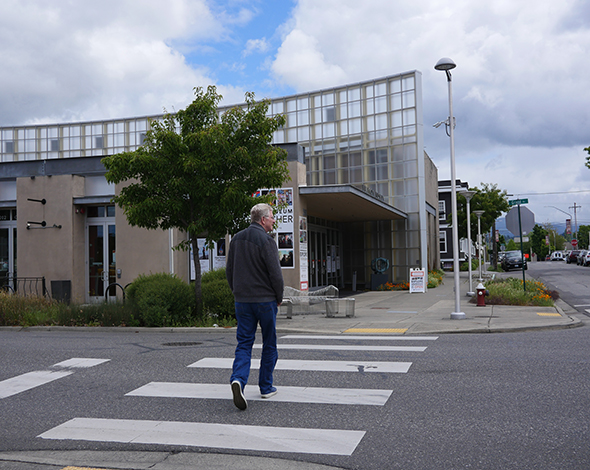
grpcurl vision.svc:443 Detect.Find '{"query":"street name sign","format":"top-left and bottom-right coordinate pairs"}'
top-left (509, 198), bottom-right (529, 206)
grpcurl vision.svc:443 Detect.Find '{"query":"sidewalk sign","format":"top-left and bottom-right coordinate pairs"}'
top-left (409, 268), bottom-right (426, 293)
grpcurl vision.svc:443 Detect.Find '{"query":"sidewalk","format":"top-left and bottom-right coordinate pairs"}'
top-left (276, 271), bottom-right (583, 335)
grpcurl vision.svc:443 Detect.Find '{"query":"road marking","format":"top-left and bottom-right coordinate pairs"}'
top-left (52, 358), bottom-right (110, 368)
top-left (189, 358), bottom-right (412, 373)
top-left (39, 418), bottom-right (366, 456)
top-left (0, 358), bottom-right (110, 399)
top-left (537, 312), bottom-right (562, 317)
top-left (280, 335), bottom-right (438, 341)
top-left (255, 344), bottom-right (427, 352)
top-left (344, 328), bottom-right (408, 333)
top-left (0, 370), bottom-right (73, 399)
top-left (126, 382), bottom-right (393, 406)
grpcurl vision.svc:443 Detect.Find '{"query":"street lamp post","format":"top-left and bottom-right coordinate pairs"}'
top-left (473, 210), bottom-right (485, 281)
top-left (435, 57), bottom-right (464, 320)
top-left (463, 190), bottom-right (477, 296)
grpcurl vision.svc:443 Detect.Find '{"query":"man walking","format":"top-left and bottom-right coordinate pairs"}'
top-left (226, 203), bottom-right (284, 410)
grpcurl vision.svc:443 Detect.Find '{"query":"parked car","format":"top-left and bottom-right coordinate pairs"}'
top-left (567, 250), bottom-right (581, 264)
top-left (577, 250), bottom-right (588, 266)
top-left (501, 251), bottom-right (528, 271)
top-left (582, 252), bottom-right (590, 267)
top-left (550, 252), bottom-right (564, 261)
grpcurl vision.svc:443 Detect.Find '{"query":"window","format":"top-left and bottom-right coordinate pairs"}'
top-left (438, 201), bottom-right (446, 221)
top-left (439, 231), bottom-right (447, 253)
top-left (4, 142), bottom-right (14, 153)
top-left (50, 139), bottom-right (60, 152)
top-left (95, 136), bottom-right (104, 149)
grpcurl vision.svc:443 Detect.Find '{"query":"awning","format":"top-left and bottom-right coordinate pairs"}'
top-left (299, 185), bottom-right (407, 222)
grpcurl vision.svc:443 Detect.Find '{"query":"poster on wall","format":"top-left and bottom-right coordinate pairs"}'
top-left (190, 239), bottom-right (211, 281)
top-left (299, 216), bottom-right (309, 291)
top-left (213, 238), bottom-right (226, 270)
top-left (256, 188), bottom-right (295, 270)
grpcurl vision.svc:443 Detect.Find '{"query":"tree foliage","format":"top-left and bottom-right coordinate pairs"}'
top-left (530, 224), bottom-right (549, 260)
top-left (455, 183), bottom-right (510, 239)
top-left (102, 86), bottom-right (290, 314)
top-left (577, 225), bottom-right (589, 250)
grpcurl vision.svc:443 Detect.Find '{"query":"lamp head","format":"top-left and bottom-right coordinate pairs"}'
top-left (435, 57), bottom-right (456, 71)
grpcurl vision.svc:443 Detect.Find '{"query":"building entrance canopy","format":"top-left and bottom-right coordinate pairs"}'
top-left (300, 185), bottom-right (407, 223)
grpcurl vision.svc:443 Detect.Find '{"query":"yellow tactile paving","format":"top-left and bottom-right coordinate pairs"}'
top-left (536, 312), bottom-right (562, 317)
top-left (344, 328), bottom-right (408, 333)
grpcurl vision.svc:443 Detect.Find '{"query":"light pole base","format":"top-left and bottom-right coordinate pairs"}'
top-left (451, 312), bottom-right (466, 320)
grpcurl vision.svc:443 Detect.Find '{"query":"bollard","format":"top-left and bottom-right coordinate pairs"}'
top-left (476, 282), bottom-right (486, 307)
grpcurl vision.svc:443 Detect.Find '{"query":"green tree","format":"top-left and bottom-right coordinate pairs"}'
top-left (456, 183), bottom-right (510, 268)
top-left (577, 225), bottom-right (590, 249)
top-left (530, 224), bottom-right (549, 260)
top-left (102, 86), bottom-right (289, 314)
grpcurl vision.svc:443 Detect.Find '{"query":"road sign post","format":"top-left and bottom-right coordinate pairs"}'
top-left (508, 199), bottom-right (531, 292)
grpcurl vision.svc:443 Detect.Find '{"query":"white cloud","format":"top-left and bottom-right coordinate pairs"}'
top-left (0, 0), bottom-right (229, 125)
top-left (243, 38), bottom-right (270, 56)
top-left (270, 0), bottom-right (590, 223)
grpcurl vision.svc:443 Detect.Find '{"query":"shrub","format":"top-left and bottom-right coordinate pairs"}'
top-left (126, 273), bottom-right (196, 327)
top-left (427, 269), bottom-right (444, 288)
top-left (201, 268), bottom-right (235, 320)
top-left (480, 277), bottom-right (555, 307)
top-left (460, 259), bottom-right (479, 271)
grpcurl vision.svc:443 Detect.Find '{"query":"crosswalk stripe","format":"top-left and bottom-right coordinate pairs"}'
top-left (126, 382), bottom-right (393, 406)
top-left (188, 358), bottom-right (412, 373)
top-left (0, 358), bottom-right (111, 400)
top-left (256, 344), bottom-right (427, 352)
top-left (39, 418), bottom-right (366, 456)
top-left (52, 358), bottom-right (110, 368)
top-left (0, 370), bottom-right (73, 399)
top-left (281, 335), bottom-right (438, 341)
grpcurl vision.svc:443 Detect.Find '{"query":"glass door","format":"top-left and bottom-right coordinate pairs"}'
top-left (86, 206), bottom-right (116, 302)
top-left (0, 209), bottom-right (17, 291)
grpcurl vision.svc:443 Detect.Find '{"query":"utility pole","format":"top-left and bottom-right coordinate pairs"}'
top-left (569, 202), bottom-right (581, 238)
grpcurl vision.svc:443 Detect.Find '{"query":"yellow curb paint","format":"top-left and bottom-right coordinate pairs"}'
top-left (344, 328), bottom-right (408, 333)
top-left (536, 312), bottom-right (562, 317)
top-left (62, 467), bottom-right (115, 470)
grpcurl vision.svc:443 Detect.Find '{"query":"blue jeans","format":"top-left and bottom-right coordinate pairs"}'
top-left (230, 301), bottom-right (278, 395)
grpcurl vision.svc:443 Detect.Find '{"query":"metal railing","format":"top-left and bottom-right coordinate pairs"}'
top-left (0, 275), bottom-right (49, 297)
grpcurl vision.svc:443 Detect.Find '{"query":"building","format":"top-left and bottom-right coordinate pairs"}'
top-left (0, 70), bottom-right (439, 303)
top-left (438, 179), bottom-right (472, 270)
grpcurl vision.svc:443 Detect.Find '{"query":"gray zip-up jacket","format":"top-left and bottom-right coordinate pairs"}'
top-left (226, 223), bottom-right (284, 304)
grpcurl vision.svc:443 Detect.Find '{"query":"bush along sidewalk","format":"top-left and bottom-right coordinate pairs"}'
top-left (0, 269), bottom-right (238, 328)
top-left (473, 277), bottom-right (558, 307)
top-left (377, 269), bottom-right (445, 291)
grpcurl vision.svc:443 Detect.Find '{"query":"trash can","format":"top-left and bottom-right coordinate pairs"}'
top-left (51, 280), bottom-right (71, 304)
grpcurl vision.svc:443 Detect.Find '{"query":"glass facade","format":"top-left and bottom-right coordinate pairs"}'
top-left (0, 71), bottom-right (429, 278)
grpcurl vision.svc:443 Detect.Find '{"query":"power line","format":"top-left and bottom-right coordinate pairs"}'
top-left (513, 189), bottom-right (590, 196)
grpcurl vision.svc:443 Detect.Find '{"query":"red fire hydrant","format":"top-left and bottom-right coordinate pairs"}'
top-left (476, 283), bottom-right (486, 307)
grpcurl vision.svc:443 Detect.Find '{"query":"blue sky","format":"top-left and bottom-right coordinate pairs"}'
top-left (0, 0), bottom-right (589, 225)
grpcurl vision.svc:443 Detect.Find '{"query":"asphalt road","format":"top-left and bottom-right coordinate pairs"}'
top-left (1, 318), bottom-right (589, 469)
top-left (526, 259), bottom-right (590, 313)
